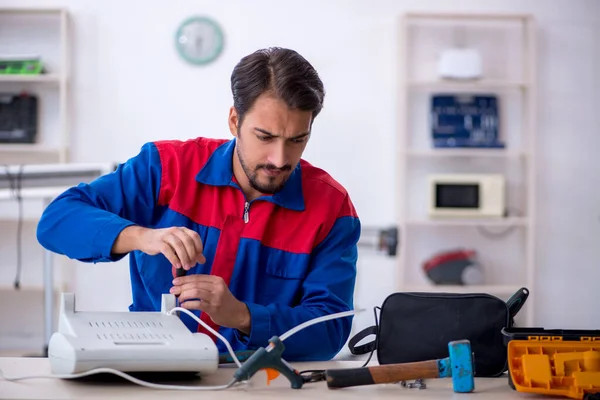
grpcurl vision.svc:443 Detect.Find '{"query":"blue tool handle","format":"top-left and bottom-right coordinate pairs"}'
top-left (233, 336), bottom-right (304, 389)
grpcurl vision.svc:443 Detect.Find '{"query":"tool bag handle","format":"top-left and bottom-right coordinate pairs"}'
top-left (348, 306), bottom-right (381, 369)
top-left (348, 325), bottom-right (378, 355)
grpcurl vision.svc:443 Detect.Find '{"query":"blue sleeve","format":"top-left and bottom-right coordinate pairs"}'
top-left (234, 213), bottom-right (360, 361)
top-left (36, 142), bottom-right (162, 263)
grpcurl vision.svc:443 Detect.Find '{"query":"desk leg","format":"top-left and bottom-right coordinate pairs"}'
top-left (42, 197), bottom-right (54, 356)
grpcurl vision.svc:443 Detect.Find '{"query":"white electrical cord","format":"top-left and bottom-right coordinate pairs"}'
top-left (279, 309), bottom-right (362, 342)
top-left (0, 368), bottom-right (239, 391)
top-left (169, 307), bottom-right (242, 368)
top-left (0, 306), bottom-right (363, 391)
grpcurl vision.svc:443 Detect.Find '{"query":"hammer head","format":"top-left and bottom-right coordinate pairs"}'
top-left (448, 340), bottom-right (475, 393)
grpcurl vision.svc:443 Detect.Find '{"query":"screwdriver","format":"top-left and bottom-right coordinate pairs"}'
top-left (174, 267), bottom-right (187, 314)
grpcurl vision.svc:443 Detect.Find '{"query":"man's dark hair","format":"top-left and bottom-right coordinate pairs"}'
top-left (230, 47), bottom-right (325, 127)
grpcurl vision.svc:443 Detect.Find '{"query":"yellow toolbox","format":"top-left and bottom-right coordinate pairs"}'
top-left (502, 328), bottom-right (600, 399)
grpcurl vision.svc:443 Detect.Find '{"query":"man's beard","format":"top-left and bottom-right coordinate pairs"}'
top-left (236, 145), bottom-right (291, 195)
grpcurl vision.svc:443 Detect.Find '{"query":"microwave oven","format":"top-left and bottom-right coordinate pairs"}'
top-left (428, 173), bottom-right (506, 218)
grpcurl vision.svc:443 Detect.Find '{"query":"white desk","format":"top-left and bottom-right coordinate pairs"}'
top-left (0, 357), bottom-right (536, 399)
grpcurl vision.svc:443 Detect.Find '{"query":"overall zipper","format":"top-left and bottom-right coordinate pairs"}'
top-left (243, 201), bottom-right (250, 223)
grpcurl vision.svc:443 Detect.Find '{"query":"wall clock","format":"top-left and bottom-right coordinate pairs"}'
top-left (175, 16), bottom-right (225, 65)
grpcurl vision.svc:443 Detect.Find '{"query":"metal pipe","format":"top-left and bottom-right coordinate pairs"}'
top-left (42, 197), bottom-right (54, 356)
top-left (357, 226), bottom-right (399, 256)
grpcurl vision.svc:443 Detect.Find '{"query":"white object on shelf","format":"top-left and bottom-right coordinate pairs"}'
top-left (396, 12), bottom-right (537, 325)
top-left (49, 292), bottom-right (219, 375)
top-left (438, 48), bottom-right (482, 80)
top-left (428, 173), bottom-right (506, 219)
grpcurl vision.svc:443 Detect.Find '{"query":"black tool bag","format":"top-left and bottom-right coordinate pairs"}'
top-left (348, 288), bottom-right (529, 377)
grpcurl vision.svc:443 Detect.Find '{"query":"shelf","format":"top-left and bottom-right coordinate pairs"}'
top-left (0, 144), bottom-right (64, 164)
top-left (406, 149), bottom-right (526, 158)
top-left (0, 186), bottom-right (70, 201)
top-left (0, 143), bottom-right (60, 152)
top-left (406, 217), bottom-right (528, 227)
top-left (0, 74), bottom-right (63, 84)
top-left (0, 8), bottom-right (66, 14)
top-left (408, 79), bottom-right (528, 91)
top-left (402, 284), bottom-right (522, 295)
top-left (405, 12), bottom-right (532, 21)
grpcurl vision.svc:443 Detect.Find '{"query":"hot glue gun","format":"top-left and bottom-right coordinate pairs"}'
top-left (232, 336), bottom-right (305, 389)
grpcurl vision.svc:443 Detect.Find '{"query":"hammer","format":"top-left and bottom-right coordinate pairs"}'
top-left (325, 339), bottom-right (475, 393)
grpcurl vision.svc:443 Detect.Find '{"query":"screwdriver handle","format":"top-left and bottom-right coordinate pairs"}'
top-left (506, 287), bottom-right (529, 318)
top-left (173, 268), bottom-right (187, 315)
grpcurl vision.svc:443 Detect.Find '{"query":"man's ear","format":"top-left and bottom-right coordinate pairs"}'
top-left (228, 106), bottom-right (239, 137)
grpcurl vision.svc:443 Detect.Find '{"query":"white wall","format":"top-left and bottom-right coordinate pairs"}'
top-left (0, 0), bottom-right (599, 353)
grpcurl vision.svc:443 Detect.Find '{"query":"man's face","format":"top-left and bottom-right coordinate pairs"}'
top-left (228, 93), bottom-right (312, 195)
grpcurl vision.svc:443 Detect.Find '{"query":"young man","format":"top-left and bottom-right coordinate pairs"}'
top-left (36, 47), bottom-right (361, 361)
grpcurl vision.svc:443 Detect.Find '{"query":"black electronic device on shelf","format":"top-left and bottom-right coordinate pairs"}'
top-left (0, 92), bottom-right (38, 143)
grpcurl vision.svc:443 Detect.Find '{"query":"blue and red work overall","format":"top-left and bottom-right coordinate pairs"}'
top-left (36, 137), bottom-right (361, 361)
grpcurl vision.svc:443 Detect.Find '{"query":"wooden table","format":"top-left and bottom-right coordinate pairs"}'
top-left (0, 357), bottom-right (547, 399)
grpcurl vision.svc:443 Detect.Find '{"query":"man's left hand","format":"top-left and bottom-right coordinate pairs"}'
top-left (170, 275), bottom-right (251, 335)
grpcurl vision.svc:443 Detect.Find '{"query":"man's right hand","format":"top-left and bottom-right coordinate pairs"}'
top-left (112, 225), bottom-right (205, 270)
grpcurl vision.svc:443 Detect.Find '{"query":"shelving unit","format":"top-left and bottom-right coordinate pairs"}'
top-left (0, 8), bottom-right (71, 355)
top-left (0, 8), bottom-right (70, 165)
top-left (396, 12), bottom-right (537, 325)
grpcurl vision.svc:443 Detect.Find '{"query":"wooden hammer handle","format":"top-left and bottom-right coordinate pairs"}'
top-left (326, 360), bottom-right (440, 389)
